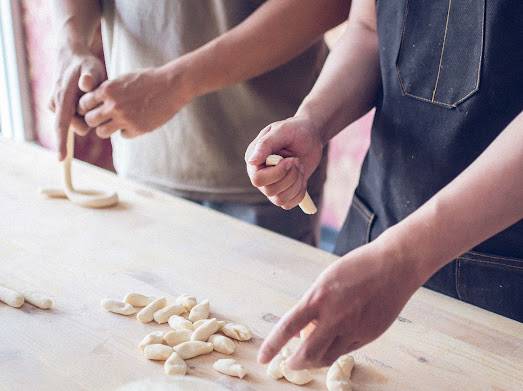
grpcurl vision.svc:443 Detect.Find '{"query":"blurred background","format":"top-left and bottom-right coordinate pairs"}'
top-left (0, 1), bottom-right (373, 250)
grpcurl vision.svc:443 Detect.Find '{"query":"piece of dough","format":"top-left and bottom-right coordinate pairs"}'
top-left (221, 323), bottom-right (252, 341)
top-left (101, 298), bottom-right (138, 315)
top-left (0, 285), bottom-right (24, 308)
top-left (124, 293), bottom-right (154, 307)
top-left (188, 299), bottom-right (210, 322)
top-left (168, 315), bottom-right (194, 331)
top-left (154, 304), bottom-right (186, 324)
top-left (164, 352), bottom-right (187, 376)
top-left (280, 360), bottom-right (313, 386)
top-left (191, 318), bottom-right (221, 342)
top-left (175, 294), bottom-right (197, 311)
top-left (267, 348), bottom-right (291, 380)
top-left (209, 334), bottom-right (235, 355)
top-left (40, 128), bottom-right (119, 208)
top-left (213, 359), bottom-right (247, 379)
top-left (22, 290), bottom-right (53, 309)
top-left (164, 329), bottom-right (192, 347)
top-left (143, 344), bottom-right (173, 361)
top-left (326, 354), bottom-right (355, 391)
top-left (136, 297), bottom-right (167, 323)
top-left (138, 331), bottom-right (165, 351)
top-left (265, 154), bottom-right (317, 215)
top-left (173, 341), bottom-right (213, 360)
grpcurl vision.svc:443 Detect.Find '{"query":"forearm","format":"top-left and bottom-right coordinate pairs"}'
top-left (160, 0), bottom-right (349, 98)
top-left (53, 0), bottom-right (102, 52)
top-left (297, 5), bottom-right (380, 145)
top-left (380, 111), bottom-right (523, 285)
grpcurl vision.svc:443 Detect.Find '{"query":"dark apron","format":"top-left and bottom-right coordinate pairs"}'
top-left (335, 0), bottom-right (523, 321)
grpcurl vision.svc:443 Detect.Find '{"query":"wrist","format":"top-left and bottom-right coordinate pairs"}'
top-left (156, 60), bottom-right (197, 110)
top-left (295, 98), bottom-right (329, 147)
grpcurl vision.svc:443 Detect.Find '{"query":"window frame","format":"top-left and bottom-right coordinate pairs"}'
top-left (0, 0), bottom-right (34, 141)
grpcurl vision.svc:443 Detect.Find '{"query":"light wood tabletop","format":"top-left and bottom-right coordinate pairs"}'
top-left (0, 139), bottom-right (522, 391)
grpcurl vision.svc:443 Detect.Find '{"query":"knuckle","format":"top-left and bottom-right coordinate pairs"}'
top-left (251, 174), bottom-right (263, 188)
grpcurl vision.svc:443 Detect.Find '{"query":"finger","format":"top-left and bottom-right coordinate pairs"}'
top-left (270, 169), bottom-right (304, 209)
top-left (286, 323), bottom-right (337, 370)
top-left (280, 179), bottom-right (307, 210)
top-left (258, 301), bottom-right (315, 364)
top-left (119, 128), bottom-right (141, 139)
top-left (95, 120), bottom-right (120, 138)
top-left (245, 125), bottom-right (271, 164)
top-left (70, 114), bottom-right (91, 136)
top-left (84, 105), bottom-right (112, 128)
top-left (54, 69), bottom-right (81, 160)
top-left (261, 164), bottom-right (298, 197)
top-left (248, 126), bottom-right (294, 165)
top-left (250, 159), bottom-right (292, 188)
top-left (320, 337), bottom-right (358, 368)
top-left (78, 90), bottom-right (103, 116)
top-left (79, 61), bottom-right (106, 92)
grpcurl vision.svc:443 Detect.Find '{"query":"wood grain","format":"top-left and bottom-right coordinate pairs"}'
top-left (0, 139), bottom-right (522, 391)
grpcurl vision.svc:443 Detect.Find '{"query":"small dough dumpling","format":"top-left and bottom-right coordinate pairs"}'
top-left (123, 293), bottom-right (155, 307)
top-left (213, 358), bottom-right (247, 379)
top-left (209, 334), bottom-right (235, 355)
top-left (153, 304), bottom-right (186, 324)
top-left (267, 348), bottom-right (291, 379)
top-left (326, 354), bottom-right (355, 391)
top-left (143, 344), bottom-right (173, 361)
top-left (191, 318), bottom-right (221, 342)
top-left (23, 290), bottom-right (53, 309)
top-left (101, 298), bottom-right (138, 315)
top-left (138, 331), bottom-right (165, 350)
top-left (188, 299), bottom-right (210, 322)
top-left (173, 341), bottom-right (213, 360)
top-left (0, 286), bottom-right (24, 308)
top-left (164, 352), bottom-right (187, 376)
top-left (164, 329), bottom-right (192, 347)
top-left (136, 297), bottom-right (167, 323)
top-left (175, 294), bottom-right (197, 312)
top-left (221, 322), bottom-right (252, 341)
top-left (280, 360), bottom-right (313, 386)
top-left (168, 315), bottom-right (194, 331)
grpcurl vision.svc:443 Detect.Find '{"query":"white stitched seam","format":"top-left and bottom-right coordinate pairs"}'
top-left (432, 0), bottom-right (453, 102)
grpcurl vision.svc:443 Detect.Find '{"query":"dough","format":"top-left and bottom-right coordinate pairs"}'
top-left (175, 294), bottom-right (197, 311)
top-left (168, 315), bottom-right (194, 331)
top-left (164, 329), bottom-right (192, 347)
top-left (188, 299), bottom-right (210, 322)
top-left (124, 293), bottom-right (155, 307)
top-left (213, 359), bottom-right (247, 379)
top-left (0, 285), bottom-right (24, 308)
top-left (101, 298), bottom-right (138, 315)
top-left (143, 344), bottom-right (173, 361)
top-left (22, 290), bottom-right (53, 309)
top-left (139, 331), bottom-right (165, 350)
top-left (153, 304), bottom-right (186, 324)
top-left (191, 318), bottom-right (220, 342)
top-left (280, 360), bottom-right (313, 386)
top-left (266, 348), bottom-right (291, 380)
top-left (265, 154), bottom-right (317, 215)
top-left (164, 352), bottom-right (187, 376)
top-left (40, 128), bottom-right (118, 209)
top-left (221, 323), bottom-right (252, 341)
top-left (326, 354), bottom-right (355, 391)
top-left (208, 334), bottom-right (235, 355)
top-left (137, 297), bottom-right (167, 323)
top-left (173, 341), bottom-right (213, 360)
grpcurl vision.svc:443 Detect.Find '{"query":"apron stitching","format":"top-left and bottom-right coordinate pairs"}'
top-left (466, 250), bottom-right (523, 264)
top-left (455, 259), bottom-right (463, 300)
top-left (457, 257), bottom-right (523, 271)
top-left (432, 0), bottom-right (453, 102)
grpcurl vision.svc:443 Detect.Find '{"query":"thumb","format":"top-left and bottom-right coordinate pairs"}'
top-left (248, 126), bottom-right (293, 166)
top-left (78, 61), bottom-right (105, 92)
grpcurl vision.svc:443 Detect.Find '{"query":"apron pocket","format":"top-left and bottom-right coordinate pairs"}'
top-left (456, 251), bottom-right (523, 321)
top-left (334, 193), bottom-right (376, 255)
top-left (396, 0), bottom-right (485, 108)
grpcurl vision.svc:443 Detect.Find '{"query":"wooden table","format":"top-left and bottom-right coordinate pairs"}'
top-left (0, 139), bottom-right (522, 391)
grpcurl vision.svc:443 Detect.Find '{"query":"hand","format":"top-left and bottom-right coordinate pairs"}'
top-left (77, 65), bottom-right (192, 139)
top-left (245, 116), bottom-right (323, 210)
top-left (258, 238), bottom-right (420, 369)
top-left (49, 47), bottom-right (106, 160)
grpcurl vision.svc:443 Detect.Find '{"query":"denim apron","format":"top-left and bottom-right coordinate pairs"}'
top-left (335, 0), bottom-right (523, 321)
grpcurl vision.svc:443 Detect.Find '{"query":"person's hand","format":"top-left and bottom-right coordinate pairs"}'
top-left (49, 48), bottom-right (106, 160)
top-left (77, 65), bottom-right (192, 139)
top-left (258, 238), bottom-right (421, 369)
top-left (245, 116), bottom-right (323, 210)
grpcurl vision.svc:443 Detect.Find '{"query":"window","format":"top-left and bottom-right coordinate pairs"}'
top-left (0, 0), bottom-right (33, 141)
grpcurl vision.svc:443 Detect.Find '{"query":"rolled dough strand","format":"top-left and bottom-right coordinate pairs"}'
top-left (265, 154), bottom-right (317, 215)
top-left (0, 285), bottom-right (24, 308)
top-left (62, 128), bottom-right (119, 209)
top-left (22, 290), bottom-right (53, 309)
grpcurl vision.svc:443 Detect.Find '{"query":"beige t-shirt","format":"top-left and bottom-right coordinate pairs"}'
top-left (101, 0), bottom-right (328, 202)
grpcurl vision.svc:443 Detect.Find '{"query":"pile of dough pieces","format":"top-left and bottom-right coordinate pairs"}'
top-left (101, 293), bottom-right (250, 379)
top-left (0, 284), bottom-right (53, 310)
